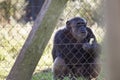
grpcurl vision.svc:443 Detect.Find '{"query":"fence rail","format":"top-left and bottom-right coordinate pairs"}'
top-left (0, 0), bottom-right (105, 80)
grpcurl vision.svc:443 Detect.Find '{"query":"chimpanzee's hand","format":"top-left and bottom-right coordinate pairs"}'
top-left (82, 43), bottom-right (92, 51)
top-left (91, 42), bottom-right (101, 53)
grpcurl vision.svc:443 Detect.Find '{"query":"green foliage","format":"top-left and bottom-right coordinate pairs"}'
top-left (0, 0), bottom-right (16, 20)
top-left (0, 25), bottom-right (31, 79)
top-left (0, 33), bottom-right (21, 59)
top-left (0, 53), bottom-right (5, 61)
top-left (32, 70), bottom-right (105, 80)
top-left (0, 69), bottom-right (8, 80)
top-left (0, 0), bottom-right (104, 80)
top-left (32, 70), bottom-right (52, 80)
top-left (64, 0), bottom-right (103, 27)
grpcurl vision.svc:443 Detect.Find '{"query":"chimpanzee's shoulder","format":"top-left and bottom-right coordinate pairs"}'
top-left (55, 28), bottom-right (67, 36)
top-left (86, 27), bottom-right (92, 32)
top-left (53, 28), bottom-right (67, 43)
top-left (86, 27), bottom-right (96, 39)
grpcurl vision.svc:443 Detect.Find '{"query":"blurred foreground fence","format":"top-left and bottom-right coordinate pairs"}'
top-left (0, 0), bottom-right (105, 80)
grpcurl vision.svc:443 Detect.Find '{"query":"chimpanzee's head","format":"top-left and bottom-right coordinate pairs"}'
top-left (66, 17), bottom-right (88, 41)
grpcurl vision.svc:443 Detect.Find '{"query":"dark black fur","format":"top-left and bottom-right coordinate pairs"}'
top-left (52, 17), bottom-right (101, 80)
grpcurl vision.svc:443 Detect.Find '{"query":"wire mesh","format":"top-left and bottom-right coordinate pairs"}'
top-left (0, 0), bottom-right (105, 80)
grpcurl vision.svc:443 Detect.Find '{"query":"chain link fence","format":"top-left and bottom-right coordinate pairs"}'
top-left (0, 0), bottom-right (105, 80)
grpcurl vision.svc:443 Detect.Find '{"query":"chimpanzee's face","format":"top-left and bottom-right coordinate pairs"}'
top-left (67, 17), bottom-right (88, 41)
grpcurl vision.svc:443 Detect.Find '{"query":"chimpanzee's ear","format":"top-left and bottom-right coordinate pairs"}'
top-left (66, 21), bottom-right (70, 25)
top-left (66, 21), bottom-right (71, 29)
top-left (85, 21), bottom-right (87, 25)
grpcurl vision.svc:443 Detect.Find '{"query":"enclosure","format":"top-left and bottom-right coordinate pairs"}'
top-left (0, 0), bottom-right (106, 80)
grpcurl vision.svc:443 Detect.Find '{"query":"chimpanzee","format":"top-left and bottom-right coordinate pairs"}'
top-left (52, 17), bottom-right (101, 80)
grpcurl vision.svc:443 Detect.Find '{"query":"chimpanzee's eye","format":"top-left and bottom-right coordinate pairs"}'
top-left (77, 22), bottom-right (86, 27)
top-left (77, 23), bottom-right (81, 25)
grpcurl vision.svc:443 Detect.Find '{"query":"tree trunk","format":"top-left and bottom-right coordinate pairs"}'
top-left (105, 0), bottom-right (120, 80)
top-left (6, 0), bottom-right (68, 80)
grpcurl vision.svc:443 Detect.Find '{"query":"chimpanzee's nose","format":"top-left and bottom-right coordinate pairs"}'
top-left (80, 26), bottom-right (86, 33)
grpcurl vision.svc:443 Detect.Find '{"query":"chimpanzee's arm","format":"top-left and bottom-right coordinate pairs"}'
top-left (83, 27), bottom-right (101, 54)
top-left (86, 27), bottom-right (96, 42)
top-left (52, 30), bottom-right (64, 61)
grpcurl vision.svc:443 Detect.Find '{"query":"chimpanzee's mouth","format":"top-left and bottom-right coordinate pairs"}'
top-left (81, 32), bottom-right (87, 37)
top-left (80, 31), bottom-right (87, 34)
